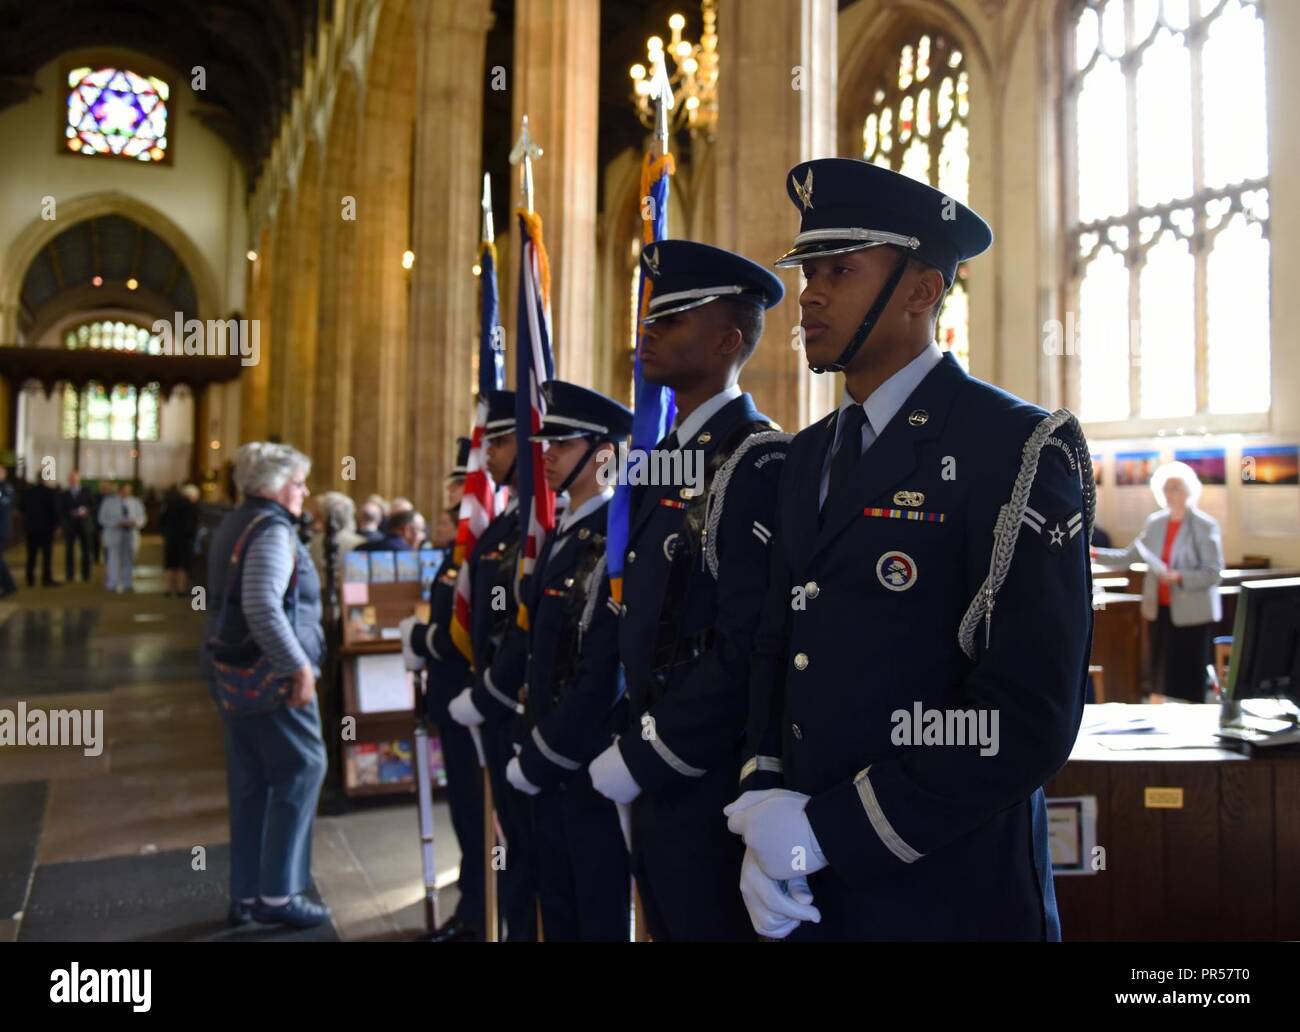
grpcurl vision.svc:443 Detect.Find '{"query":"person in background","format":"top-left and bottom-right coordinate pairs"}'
top-left (98, 482), bottom-right (146, 593)
top-left (203, 441), bottom-right (330, 930)
top-left (61, 470), bottom-right (95, 583)
top-left (1092, 461), bottom-right (1224, 702)
top-left (160, 483), bottom-right (201, 597)
top-left (0, 466), bottom-right (17, 599)
top-left (93, 480), bottom-right (114, 563)
top-left (21, 476), bottom-right (60, 588)
top-left (356, 500), bottom-right (385, 546)
top-left (356, 507), bottom-right (421, 552)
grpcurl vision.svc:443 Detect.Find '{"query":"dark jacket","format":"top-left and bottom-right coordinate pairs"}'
top-left (744, 353), bottom-right (1092, 941)
top-left (60, 484), bottom-right (95, 525)
top-left (20, 481), bottom-right (59, 534)
top-left (202, 497), bottom-right (325, 678)
top-left (0, 480), bottom-right (15, 542)
top-left (357, 532), bottom-right (411, 552)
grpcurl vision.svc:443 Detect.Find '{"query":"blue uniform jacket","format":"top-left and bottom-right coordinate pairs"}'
top-left (466, 504), bottom-right (528, 724)
top-left (514, 499), bottom-right (625, 790)
top-left (409, 551), bottom-right (472, 721)
top-left (744, 353), bottom-right (1093, 940)
top-left (616, 392), bottom-right (788, 795)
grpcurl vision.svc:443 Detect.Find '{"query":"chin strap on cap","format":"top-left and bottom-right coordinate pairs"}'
top-left (556, 438), bottom-right (603, 496)
top-left (808, 251), bottom-right (911, 375)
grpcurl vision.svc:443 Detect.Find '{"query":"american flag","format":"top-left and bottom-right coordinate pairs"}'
top-left (513, 207), bottom-right (556, 630)
top-left (449, 228), bottom-right (506, 665)
top-left (606, 147), bottom-right (676, 604)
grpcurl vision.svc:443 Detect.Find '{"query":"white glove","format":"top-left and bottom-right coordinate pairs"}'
top-left (506, 756), bottom-right (541, 796)
top-left (724, 788), bottom-right (827, 881)
top-left (448, 687), bottom-right (485, 727)
top-left (739, 848), bottom-right (821, 939)
top-left (398, 615), bottom-right (425, 672)
top-left (588, 741), bottom-right (642, 804)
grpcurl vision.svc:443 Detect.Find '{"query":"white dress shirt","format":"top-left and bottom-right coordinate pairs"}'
top-left (818, 342), bottom-right (944, 508)
top-left (670, 383), bottom-right (743, 447)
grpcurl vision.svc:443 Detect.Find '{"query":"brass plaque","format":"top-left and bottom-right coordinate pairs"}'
top-left (1144, 787), bottom-right (1184, 809)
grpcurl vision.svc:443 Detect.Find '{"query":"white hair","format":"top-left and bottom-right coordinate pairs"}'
top-left (319, 491), bottom-right (357, 532)
top-left (235, 441), bottom-right (311, 498)
top-left (1150, 460), bottom-right (1202, 508)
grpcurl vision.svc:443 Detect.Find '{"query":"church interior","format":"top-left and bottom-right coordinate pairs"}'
top-left (1, 0), bottom-right (1297, 947)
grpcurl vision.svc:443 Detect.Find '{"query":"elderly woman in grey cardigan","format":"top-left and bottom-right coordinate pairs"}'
top-left (1092, 460), bottom-right (1224, 702)
top-left (203, 442), bottom-right (330, 930)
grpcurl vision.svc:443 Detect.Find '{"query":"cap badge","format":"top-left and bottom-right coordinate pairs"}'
top-left (644, 245), bottom-right (660, 275)
top-left (907, 409), bottom-right (929, 427)
top-left (893, 490), bottom-right (925, 508)
top-left (793, 168), bottom-right (815, 212)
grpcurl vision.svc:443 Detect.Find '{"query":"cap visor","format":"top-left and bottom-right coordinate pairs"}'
top-left (774, 239), bottom-right (890, 268)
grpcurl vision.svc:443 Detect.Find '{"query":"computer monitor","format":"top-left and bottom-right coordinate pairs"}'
top-left (1225, 577), bottom-right (1300, 703)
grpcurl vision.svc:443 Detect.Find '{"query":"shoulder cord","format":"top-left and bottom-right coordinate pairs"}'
top-left (703, 431), bottom-right (793, 580)
top-left (957, 409), bottom-right (1096, 661)
top-left (577, 553), bottom-right (607, 644)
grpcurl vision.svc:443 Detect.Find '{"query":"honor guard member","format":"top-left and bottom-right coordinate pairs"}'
top-left (501, 381), bottom-right (633, 940)
top-left (726, 158), bottom-right (1095, 941)
top-left (444, 389), bottom-right (539, 942)
top-left (587, 239), bottom-right (790, 941)
top-left (399, 437), bottom-right (485, 942)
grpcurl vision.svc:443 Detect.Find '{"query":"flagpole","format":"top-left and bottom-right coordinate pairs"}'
top-left (624, 53), bottom-right (676, 946)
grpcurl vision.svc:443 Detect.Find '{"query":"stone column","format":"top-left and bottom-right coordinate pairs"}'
top-left (407, 0), bottom-right (494, 518)
top-left (713, 0), bottom-right (838, 433)
top-left (510, 0), bottom-right (600, 387)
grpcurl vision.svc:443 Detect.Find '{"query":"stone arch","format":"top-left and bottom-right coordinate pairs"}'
top-left (288, 138), bottom-right (322, 457)
top-left (314, 68), bottom-right (361, 487)
top-left (266, 190), bottom-right (295, 442)
top-left (837, 0), bottom-right (997, 376)
top-left (0, 192), bottom-right (221, 343)
top-left (352, 0), bottom-right (417, 500)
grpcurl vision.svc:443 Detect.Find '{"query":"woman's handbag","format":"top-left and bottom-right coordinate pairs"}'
top-left (207, 513), bottom-right (299, 716)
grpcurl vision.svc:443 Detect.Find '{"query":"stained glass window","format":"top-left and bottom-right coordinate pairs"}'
top-left (60, 321), bottom-right (163, 441)
top-left (862, 31), bottom-right (971, 368)
top-left (65, 66), bottom-right (169, 162)
top-left (63, 320), bottom-right (163, 354)
top-left (1068, 0), bottom-right (1269, 423)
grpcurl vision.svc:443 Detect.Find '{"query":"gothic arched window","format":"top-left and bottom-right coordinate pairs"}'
top-left (862, 30), bottom-right (971, 368)
top-left (60, 321), bottom-right (162, 441)
top-left (1066, 0), bottom-right (1269, 425)
top-left (65, 66), bottom-right (170, 162)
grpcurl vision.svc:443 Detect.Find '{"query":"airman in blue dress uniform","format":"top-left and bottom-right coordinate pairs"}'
top-left (501, 380), bottom-right (634, 940)
top-left (587, 239), bottom-right (791, 941)
top-left (726, 159), bottom-right (1096, 941)
top-left (444, 388), bottom-right (539, 942)
top-left (399, 437), bottom-right (486, 942)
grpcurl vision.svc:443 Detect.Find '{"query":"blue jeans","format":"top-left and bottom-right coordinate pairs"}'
top-left (218, 694), bottom-right (328, 899)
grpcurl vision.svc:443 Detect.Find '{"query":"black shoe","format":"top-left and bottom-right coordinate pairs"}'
top-left (252, 894), bottom-right (332, 929)
top-left (228, 900), bottom-right (255, 927)
top-left (421, 916), bottom-right (478, 942)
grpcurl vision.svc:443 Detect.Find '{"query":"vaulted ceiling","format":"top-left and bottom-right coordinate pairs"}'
top-left (19, 214), bottom-right (198, 340)
top-left (0, 0), bottom-right (317, 180)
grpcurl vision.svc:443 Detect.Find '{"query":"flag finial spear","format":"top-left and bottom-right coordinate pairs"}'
top-left (509, 115), bottom-right (543, 213)
top-left (648, 52), bottom-right (674, 158)
top-left (481, 172), bottom-right (494, 244)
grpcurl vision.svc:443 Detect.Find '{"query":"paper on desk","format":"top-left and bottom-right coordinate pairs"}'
top-left (1096, 734), bottom-right (1228, 751)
